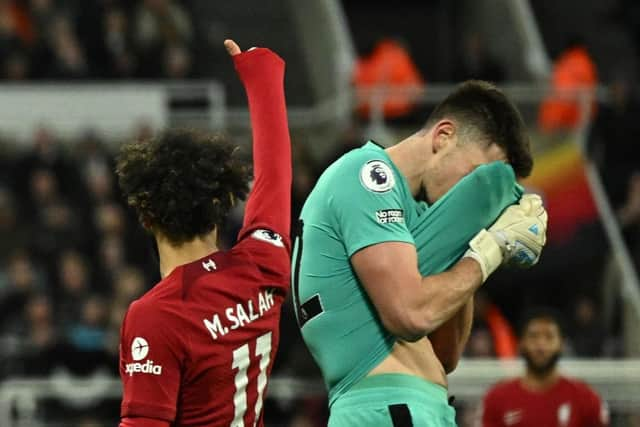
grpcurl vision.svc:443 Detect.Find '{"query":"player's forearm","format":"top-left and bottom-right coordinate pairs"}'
top-left (416, 258), bottom-right (482, 334)
top-left (458, 297), bottom-right (474, 349)
top-left (235, 48), bottom-right (290, 178)
top-left (234, 49), bottom-right (292, 234)
top-left (428, 298), bottom-right (473, 373)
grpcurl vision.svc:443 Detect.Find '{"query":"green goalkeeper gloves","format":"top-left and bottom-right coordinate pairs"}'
top-left (464, 194), bottom-right (548, 282)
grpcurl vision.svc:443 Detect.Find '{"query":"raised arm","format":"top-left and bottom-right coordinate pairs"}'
top-left (352, 195), bottom-right (547, 342)
top-left (352, 243), bottom-right (483, 341)
top-left (227, 40), bottom-right (292, 240)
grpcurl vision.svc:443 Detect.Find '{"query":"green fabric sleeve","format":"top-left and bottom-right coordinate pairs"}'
top-left (330, 158), bottom-right (415, 258)
top-left (409, 161), bottom-right (524, 275)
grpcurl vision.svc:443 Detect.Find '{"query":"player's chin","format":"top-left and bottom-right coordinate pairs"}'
top-left (526, 353), bottom-right (559, 374)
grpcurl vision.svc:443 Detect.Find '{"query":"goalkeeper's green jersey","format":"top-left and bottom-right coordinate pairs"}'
top-left (292, 141), bottom-right (522, 406)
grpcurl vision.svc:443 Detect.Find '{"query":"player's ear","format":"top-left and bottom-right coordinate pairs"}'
top-left (431, 120), bottom-right (455, 154)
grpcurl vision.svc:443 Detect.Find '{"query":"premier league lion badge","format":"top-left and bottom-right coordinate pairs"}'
top-left (360, 160), bottom-right (395, 193)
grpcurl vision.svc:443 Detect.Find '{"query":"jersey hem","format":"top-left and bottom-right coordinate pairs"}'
top-left (121, 401), bottom-right (175, 423)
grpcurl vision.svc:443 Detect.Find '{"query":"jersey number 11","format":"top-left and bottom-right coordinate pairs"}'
top-left (230, 332), bottom-right (272, 427)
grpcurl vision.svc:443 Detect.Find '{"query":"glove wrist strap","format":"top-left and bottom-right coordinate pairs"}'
top-left (464, 229), bottom-right (503, 282)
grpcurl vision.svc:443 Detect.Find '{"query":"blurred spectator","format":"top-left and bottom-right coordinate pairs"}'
top-left (94, 202), bottom-right (126, 237)
top-left (135, 0), bottom-right (192, 46)
top-left (569, 296), bottom-right (606, 357)
top-left (3, 51), bottom-right (29, 79)
top-left (134, 0), bottom-right (193, 78)
top-left (353, 38), bottom-right (424, 120)
top-left (466, 291), bottom-right (518, 359)
top-left (0, 0), bottom-right (33, 73)
top-left (56, 250), bottom-right (92, 328)
top-left (590, 77), bottom-right (640, 208)
top-left (84, 166), bottom-right (115, 205)
top-left (29, 0), bottom-right (57, 38)
top-left (453, 32), bottom-right (506, 83)
top-left (538, 37), bottom-right (598, 132)
top-left (20, 293), bottom-right (59, 376)
top-left (0, 250), bottom-right (45, 335)
top-left (27, 167), bottom-right (85, 260)
top-left (112, 266), bottom-right (145, 307)
top-left (67, 295), bottom-right (108, 352)
top-left (0, 187), bottom-right (28, 263)
top-left (466, 328), bottom-right (495, 358)
top-left (164, 43), bottom-right (192, 78)
top-left (105, 301), bottom-right (127, 357)
top-left (29, 167), bottom-right (58, 205)
top-left (14, 127), bottom-right (79, 200)
top-left (0, 0), bottom-right (198, 80)
top-left (103, 7), bottom-right (136, 77)
top-left (48, 16), bottom-right (88, 78)
top-left (97, 236), bottom-right (127, 279)
top-left (0, 1), bottom-right (33, 42)
top-left (74, 132), bottom-right (114, 193)
top-left (480, 309), bottom-right (609, 426)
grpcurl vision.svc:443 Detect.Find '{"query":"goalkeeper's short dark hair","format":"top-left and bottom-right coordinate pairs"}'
top-left (425, 80), bottom-right (533, 178)
top-left (116, 129), bottom-right (251, 245)
top-left (518, 307), bottom-right (565, 338)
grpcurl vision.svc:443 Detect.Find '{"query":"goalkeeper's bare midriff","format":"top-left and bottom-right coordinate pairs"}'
top-left (366, 337), bottom-right (448, 388)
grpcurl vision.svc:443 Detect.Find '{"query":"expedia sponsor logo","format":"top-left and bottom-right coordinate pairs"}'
top-left (131, 337), bottom-right (149, 361)
top-left (376, 209), bottom-right (404, 224)
top-left (125, 336), bottom-right (162, 376)
top-left (125, 359), bottom-right (163, 377)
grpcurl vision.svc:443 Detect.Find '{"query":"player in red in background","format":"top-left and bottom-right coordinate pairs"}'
top-left (481, 309), bottom-right (609, 427)
top-left (115, 40), bottom-right (291, 427)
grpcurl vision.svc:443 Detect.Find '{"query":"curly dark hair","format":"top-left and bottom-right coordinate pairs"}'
top-left (116, 129), bottom-right (251, 245)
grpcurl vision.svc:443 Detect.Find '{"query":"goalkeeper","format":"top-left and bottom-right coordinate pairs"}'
top-left (292, 81), bottom-right (548, 426)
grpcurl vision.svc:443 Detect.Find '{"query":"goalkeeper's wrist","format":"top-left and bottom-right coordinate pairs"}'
top-left (463, 229), bottom-right (503, 282)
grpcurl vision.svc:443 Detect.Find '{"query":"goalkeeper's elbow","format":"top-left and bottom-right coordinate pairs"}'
top-left (380, 310), bottom-right (434, 342)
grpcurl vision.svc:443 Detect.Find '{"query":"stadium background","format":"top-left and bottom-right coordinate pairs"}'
top-left (0, 0), bottom-right (639, 426)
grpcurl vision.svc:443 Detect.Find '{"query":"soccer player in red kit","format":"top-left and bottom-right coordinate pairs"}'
top-left (115, 40), bottom-right (291, 427)
top-left (481, 309), bottom-right (609, 427)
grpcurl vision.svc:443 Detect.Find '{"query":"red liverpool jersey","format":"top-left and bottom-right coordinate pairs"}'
top-left (481, 377), bottom-right (609, 427)
top-left (119, 47), bottom-right (292, 427)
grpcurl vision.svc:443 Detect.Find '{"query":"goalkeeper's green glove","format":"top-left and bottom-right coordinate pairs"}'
top-left (464, 194), bottom-right (548, 282)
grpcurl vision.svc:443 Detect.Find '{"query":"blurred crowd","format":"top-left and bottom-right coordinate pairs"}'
top-left (0, 126), bottom-right (156, 379)
top-left (0, 128), bottom-right (154, 423)
top-left (0, 0), bottom-right (196, 80)
top-left (1, 1), bottom-right (640, 425)
top-left (1, 116), bottom-right (638, 424)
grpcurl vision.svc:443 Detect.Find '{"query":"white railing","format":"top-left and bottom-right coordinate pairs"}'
top-left (0, 81), bottom-right (225, 144)
top-left (449, 359), bottom-right (640, 411)
top-left (1, 360), bottom-right (639, 425)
